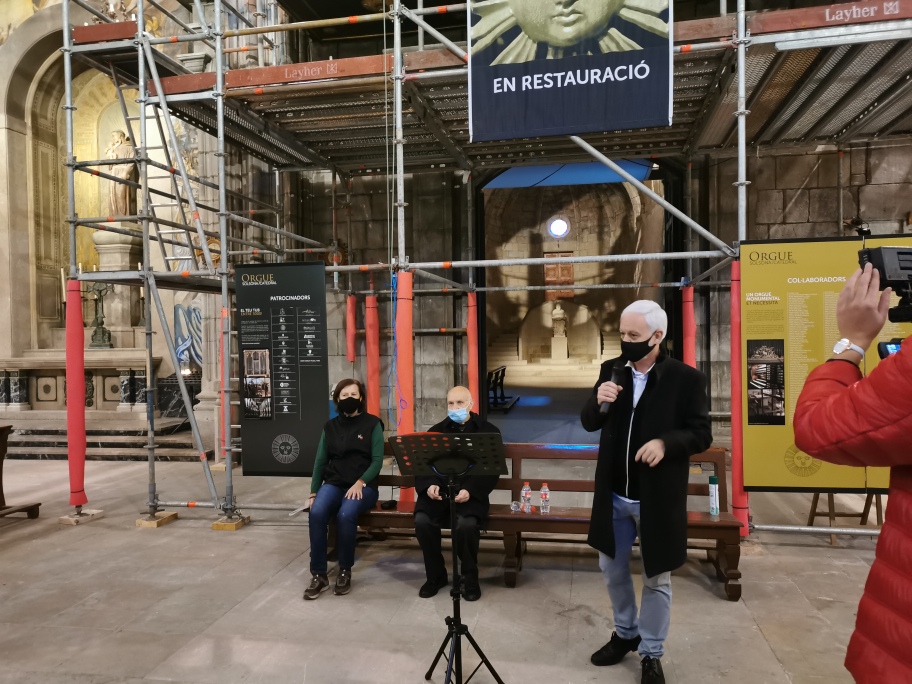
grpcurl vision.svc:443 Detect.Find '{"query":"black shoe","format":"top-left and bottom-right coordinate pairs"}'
top-left (590, 632), bottom-right (642, 666)
top-left (462, 576), bottom-right (481, 602)
top-left (419, 573), bottom-right (448, 598)
top-left (334, 568), bottom-right (352, 596)
top-left (641, 656), bottom-right (665, 684)
top-left (303, 574), bottom-right (329, 600)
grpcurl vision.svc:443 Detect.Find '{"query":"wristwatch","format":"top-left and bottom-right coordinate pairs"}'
top-left (833, 338), bottom-right (865, 356)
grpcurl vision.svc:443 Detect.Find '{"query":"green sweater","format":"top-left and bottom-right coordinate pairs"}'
top-left (310, 420), bottom-right (384, 495)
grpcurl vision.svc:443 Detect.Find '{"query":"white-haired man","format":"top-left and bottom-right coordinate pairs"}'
top-left (581, 300), bottom-right (712, 684)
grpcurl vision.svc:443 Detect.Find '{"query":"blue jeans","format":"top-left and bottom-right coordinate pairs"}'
top-left (598, 493), bottom-right (672, 659)
top-left (309, 483), bottom-right (379, 575)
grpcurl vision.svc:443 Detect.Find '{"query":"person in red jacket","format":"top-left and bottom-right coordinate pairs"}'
top-left (794, 263), bottom-right (912, 684)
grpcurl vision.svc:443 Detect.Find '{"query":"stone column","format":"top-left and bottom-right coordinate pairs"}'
top-left (7, 371), bottom-right (30, 411)
top-left (93, 230), bottom-right (142, 347)
top-left (117, 368), bottom-right (133, 413)
top-left (0, 371), bottom-right (9, 408)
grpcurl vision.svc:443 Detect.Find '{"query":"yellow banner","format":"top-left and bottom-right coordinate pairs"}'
top-left (740, 237), bottom-right (910, 492)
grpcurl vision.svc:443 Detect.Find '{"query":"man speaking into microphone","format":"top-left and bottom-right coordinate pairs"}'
top-left (580, 300), bottom-right (712, 684)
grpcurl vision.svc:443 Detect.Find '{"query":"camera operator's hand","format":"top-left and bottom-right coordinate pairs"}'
top-left (837, 264), bottom-right (892, 351)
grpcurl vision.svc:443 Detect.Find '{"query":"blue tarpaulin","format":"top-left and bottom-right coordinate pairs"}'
top-left (483, 160), bottom-right (652, 189)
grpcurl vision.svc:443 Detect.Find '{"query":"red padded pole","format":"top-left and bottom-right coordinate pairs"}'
top-left (66, 280), bottom-right (88, 507)
top-left (682, 285), bottom-right (696, 369)
top-left (466, 292), bottom-right (479, 406)
top-left (345, 295), bottom-right (357, 363)
top-left (730, 261), bottom-right (749, 536)
top-left (395, 272), bottom-right (414, 503)
top-left (365, 295), bottom-right (380, 418)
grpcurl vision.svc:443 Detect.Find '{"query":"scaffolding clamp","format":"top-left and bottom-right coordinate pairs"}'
top-left (731, 29), bottom-right (752, 46)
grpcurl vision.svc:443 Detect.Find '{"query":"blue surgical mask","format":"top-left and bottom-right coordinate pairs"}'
top-left (448, 407), bottom-right (470, 423)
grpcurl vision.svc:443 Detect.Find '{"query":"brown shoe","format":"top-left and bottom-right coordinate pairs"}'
top-left (334, 568), bottom-right (352, 595)
top-left (303, 574), bottom-right (329, 600)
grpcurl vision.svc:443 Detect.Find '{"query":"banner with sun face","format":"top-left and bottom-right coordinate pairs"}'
top-left (468, 0), bottom-right (673, 143)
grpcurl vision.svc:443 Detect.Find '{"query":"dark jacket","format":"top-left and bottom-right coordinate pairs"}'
top-left (581, 353), bottom-right (712, 578)
top-left (794, 340), bottom-right (912, 684)
top-left (311, 412), bottom-right (384, 493)
top-left (414, 413), bottom-right (501, 524)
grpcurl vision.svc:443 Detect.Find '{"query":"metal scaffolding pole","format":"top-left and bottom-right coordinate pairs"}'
top-left (692, 256), bottom-right (735, 285)
top-left (400, 6), bottom-right (467, 63)
top-left (135, 0), bottom-right (160, 519)
top-left (393, 0), bottom-right (407, 266)
top-left (410, 268), bottom-right (472, 292)
top-left (62, 3), bottom-right (77, 283)
top-left (752, 524), bottom-right (880, 537)
top-left (221, 2), bottom-right (467, 39)
top-left (140, 38), bottom-right (216, 272)
top-left (478, 282), bottom-right (691, 293)
top-left (735, 0), bottom-right (750, 244)
top-left (215, 0), bottom-right (238, 520)
top-left (147, 275), bottom-right (222, 507)
top-left (325, 250), bottom-right (728, 273)
top-left (570, 136), bottom-right (736, 256)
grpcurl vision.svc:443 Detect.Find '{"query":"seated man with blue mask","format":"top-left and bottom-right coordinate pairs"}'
top-left (414, 386), bottom-right (501, 601)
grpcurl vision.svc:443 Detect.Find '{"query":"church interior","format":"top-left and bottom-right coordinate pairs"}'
top-left (1, 0), bottom-right (911, 681)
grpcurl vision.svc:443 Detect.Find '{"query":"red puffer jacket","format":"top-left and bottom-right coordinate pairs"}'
top-left (794, 338), bottom-right (912, 683)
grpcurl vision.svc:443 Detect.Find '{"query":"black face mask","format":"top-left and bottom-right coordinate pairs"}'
top-left (621, 339), bottom-right (657, 363)
top-left (337, 396), bottom-right (362, 415)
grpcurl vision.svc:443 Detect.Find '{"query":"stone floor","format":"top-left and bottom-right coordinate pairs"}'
top-left (0, 459), bottom-right (880, 684)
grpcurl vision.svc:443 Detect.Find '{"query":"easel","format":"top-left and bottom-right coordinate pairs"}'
top-left (389, 431), bottom-right (507, 684)
top-left (807, 491), bottom-right (883, 545)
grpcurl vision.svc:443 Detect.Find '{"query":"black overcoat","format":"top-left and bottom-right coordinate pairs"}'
top-left (581, 352), bottom-right (712, 577)
top-left (414, 413), bottom-right (501, 524)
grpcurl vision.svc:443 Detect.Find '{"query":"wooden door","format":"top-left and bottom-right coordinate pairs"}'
top-left (544, 252), bottom-right (574, 300)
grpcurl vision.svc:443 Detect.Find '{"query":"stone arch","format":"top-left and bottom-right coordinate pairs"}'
top-left (0, 3), bottom-right (94, 356)
top-left (2, 7), bottom-right (66, 354)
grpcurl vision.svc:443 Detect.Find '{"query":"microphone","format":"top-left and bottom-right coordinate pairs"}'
top-left (599, 362), bottom-right (626, 415)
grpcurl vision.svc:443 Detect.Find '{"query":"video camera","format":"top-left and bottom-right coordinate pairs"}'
top-left (858, 246), bottom-right (912, 324)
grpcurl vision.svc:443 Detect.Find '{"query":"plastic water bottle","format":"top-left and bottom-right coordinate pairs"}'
top-left (521, 482), bottom-right (532, 504)
top-left (539, 483), bottom-right (551, 514)
top-left (709, 475), bottom-right (720, 516)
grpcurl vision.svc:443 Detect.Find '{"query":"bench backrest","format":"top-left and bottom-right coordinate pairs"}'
top-left (379, 442), bottom-right (728, 512)
top-left (487, 366), bottom-right (506, 402)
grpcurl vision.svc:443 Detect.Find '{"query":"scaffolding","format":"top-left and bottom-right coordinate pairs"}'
top-left (60, 0), bottom-right (912, 525)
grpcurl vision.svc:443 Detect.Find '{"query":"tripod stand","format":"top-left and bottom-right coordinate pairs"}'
top-left (389, 433), bottom-right (506, 684)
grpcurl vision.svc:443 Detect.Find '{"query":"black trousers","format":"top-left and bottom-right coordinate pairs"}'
top-left (414, 510), bottom-right (481, 581)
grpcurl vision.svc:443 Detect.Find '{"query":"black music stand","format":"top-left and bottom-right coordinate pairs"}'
top-left (388, 432), bottom-right (508, 684)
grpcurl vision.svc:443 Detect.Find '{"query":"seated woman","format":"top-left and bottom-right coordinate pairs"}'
top-left (304, 379), bottom-right (383, 600)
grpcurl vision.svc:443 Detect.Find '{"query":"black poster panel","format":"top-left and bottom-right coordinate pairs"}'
top-left (468, 2), bottom-right (672, 143)
top-left (236, 262), bottom-right (329, 477)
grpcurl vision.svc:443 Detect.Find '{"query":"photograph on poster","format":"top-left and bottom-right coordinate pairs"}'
top-left (472, 0), bottom-right (669, 65)
top-left (747, 339), bottom-right (785, 425)
top-left (243, 349), bottom-right (272, 420)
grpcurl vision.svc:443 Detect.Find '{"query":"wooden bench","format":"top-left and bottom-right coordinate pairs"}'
top-left (486, 366), bottom-right (518, 412)
top-left (0, 425), bottom-right (41, 520)
top-left (357, 443), bottom-right (743, 601)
